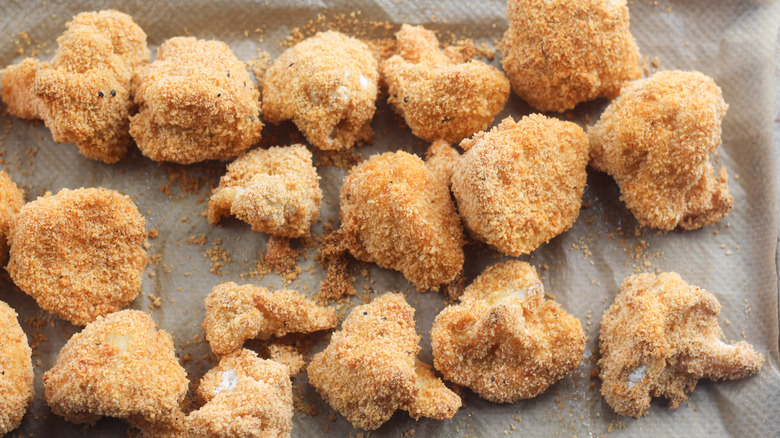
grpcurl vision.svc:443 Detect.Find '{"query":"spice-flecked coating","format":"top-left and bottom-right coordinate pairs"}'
top-left (203, 282), bottom-right (337, 356)
top-left (130, 37), bottom-right (262, 163)
top-left (382, 25), bottom-right (509, 143)
top-left (599, 272), bottom-right (763, 418)
top-left (452, 115), bottom-right (588, 256)
top-left (500, 0), bottom-right (640, 112)
top-left (337, 151), bottom-right (465, 291)
top-left (0, 172), bottom-right (24, 266)
top-left (7, 187), bottom-right (147, 326)
top-left (308, 294), bottom-right (461, 430)
top-left (0, 301), bottom-right (33, 435)
top-left (589, 70), bottom-right (732, 230)
top-left (1, 10), bottom-right (149, 163)
top-left (431, 261), bottom-right (584, 403)
top-left (208, 145), bottom-right (322, 238)
top-left (263, 31), bottom-right (378, 150)
top-left (43, 310), bottom-right (189, 429)
top-left (186, 349), bottom-right (292, 438)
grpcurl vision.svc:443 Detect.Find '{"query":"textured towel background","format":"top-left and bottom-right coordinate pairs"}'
top-left (0, 0), bottom-right (778, 436)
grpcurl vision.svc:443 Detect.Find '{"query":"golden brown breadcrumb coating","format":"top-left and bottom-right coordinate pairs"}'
top-left (1, 10), bottom-right (149, 163)
top-left (424, 140), bottom-right (460, 188)
top-left (431, 261), bottom-right (584, 403)
top-left (382, 25), bottom-right (509, 143)
top-left (43, 310), bottom-right (189, 429)
top-left (0, 300), bottom-right (33, 435)
top-left (308, 293), bottom-right (461, 430)
top-left (267, 344), bottom-right (305, 377)
top-left (208, 145), bottom-right (322, 238)
top-left (7, 187), bottom-right (147, 326)
top-left (452, 115), bottom-right (588, 256)
top-left (263, 31), bottom-right (378, 150)
top-left (0, 172), bottom-right (24, 266)
top-left (335, 151), bottom-right (465, 291)
top-left (589, 70), bottom-right (733, 230)
top-left (203, 282), bottom-right (337, 356)
top-left (187, 349), bottom-right (292, 438)
top-left (599, 272), bottom-right (763, 418)
top-left (500, 0), bottom-right (640, 112)
top-left (130, 37), bottom-right (262, 164)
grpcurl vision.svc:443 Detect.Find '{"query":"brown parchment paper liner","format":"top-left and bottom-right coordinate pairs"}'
top-left (0, 0), bottom-right (778, 436)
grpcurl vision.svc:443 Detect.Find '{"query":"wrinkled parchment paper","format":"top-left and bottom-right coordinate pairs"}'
top-left (0, 0), bottom-right (778, 436)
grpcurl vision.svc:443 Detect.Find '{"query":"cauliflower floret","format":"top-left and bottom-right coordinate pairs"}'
top-left (42, 310), bottom-right (188, 431)
top-left (263, 31), bottom-right (379, 150)
top-left (0, 172), bottom-right (24, 266)
top-left (0, 300), bottom-right (33, 435)
top-left (424, 140), bottom-right (460, 188)
top-left (208, 145), bottom-right (322, 238)
top-left (588, 70), bottom-right (732, 230)
top-left (7, 187), bottom-right (147, 326)
top-left (203, 282), bottom-right (338, 356)
top-left (332, 151), bottom-right (465, 292)
top-left (186, 349), bottom-right (292, 438)
top-left (500, 0), bottom-right (640, 112)
top-left (599, 272), bottom-right (763, 418)
top-left (130, 37), bottom-right (262, 163)
top-left (451, 115), bottom-right (588, 256)
top-left (382, 24), bottom-right (509, 143)
top-left (308, 293), bottom-right (461, 430)
top-left (1, 10), bottom-right (149, 163)
top-left (431, 261), bottom-right (585, 403)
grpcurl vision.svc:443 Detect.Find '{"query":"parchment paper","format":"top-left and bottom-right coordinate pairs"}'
top-left (0, 0), bottom-right (778, 436)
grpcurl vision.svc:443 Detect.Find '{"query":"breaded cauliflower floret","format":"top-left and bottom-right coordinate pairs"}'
top-left (130, 37), bottom-right (262, 163)
top-left (308, 293), bottom-right (461, 430)
top-left (263, 31), bottom-right (379, 150)
top-left (1, 10), bottom-right (149, 163)
top-left (500, 0), bottom-right (640, 112)
top-left (599, 272), bottom-right (763, 418)
top-left (424, 140), bottom-right (460, 188)
top-left (0, 172), bottom-right (24, 265)
top-left (589, 70), bottom-right (732, 230)
top-left (43, 310), bottom-right (189, 430)
top-left (431, 261), bottom-right (585, 403)
top-left (0, 300), bottom-right (33, 435)
top-left (7, 188), bottom-right (147, 326)
top-left (208, 145), bottom-right (322, 238)
top-left (334, 151), bottom-right (465, 291)
top-left (203, 282), bottom-right (338, 356)
top-left (187, 349), bottom-right (292, 438)
top-left (382, 25), bottom-right (509, 143)
top-left (452, 115), bottom-right (588, 256)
